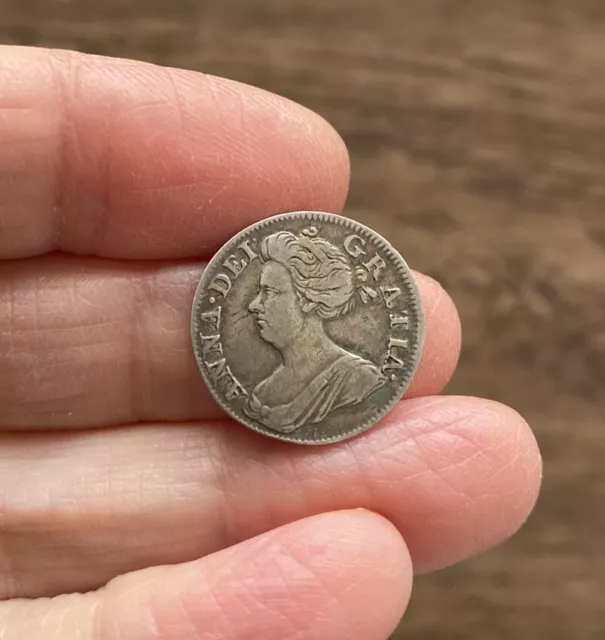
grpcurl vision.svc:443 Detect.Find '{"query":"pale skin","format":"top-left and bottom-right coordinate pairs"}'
top-left (0, 46), bottom-right (542, 639)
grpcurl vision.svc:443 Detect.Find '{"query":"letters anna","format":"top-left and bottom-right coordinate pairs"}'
top-left (243, 229), bottom-right (387, 434)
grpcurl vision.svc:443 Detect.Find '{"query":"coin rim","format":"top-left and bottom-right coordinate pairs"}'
top-left (191, 211), bottom-right (425, 445)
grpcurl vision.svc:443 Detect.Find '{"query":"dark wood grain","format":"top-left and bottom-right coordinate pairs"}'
top-left (2, 0), bottom-right (604, 637)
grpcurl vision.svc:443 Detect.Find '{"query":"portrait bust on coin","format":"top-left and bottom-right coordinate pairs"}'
top-left (244, 228), bottom-right (387, 433)
top-left (191, 211), bottom-right (424, 445)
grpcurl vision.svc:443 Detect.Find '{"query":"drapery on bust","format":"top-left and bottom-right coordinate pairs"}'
top-left (244, 228), bottom-right (386, 433)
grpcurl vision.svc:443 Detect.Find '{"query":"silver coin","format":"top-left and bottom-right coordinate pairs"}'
top-left (191, 211), bottom-right (425, 445)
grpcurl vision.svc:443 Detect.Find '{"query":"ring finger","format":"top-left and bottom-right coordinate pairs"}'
top-left (0, 395), bottom-right (541, 599)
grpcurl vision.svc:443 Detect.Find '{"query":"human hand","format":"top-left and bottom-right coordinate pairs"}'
top-left (0, 46), bottom-right (542, 639)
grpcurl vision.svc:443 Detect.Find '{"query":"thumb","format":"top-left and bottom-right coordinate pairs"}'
top-left (1, 510), bottom-right (412, 640)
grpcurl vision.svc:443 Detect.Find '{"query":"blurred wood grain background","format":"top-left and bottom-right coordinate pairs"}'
top-left (2, 0), bottom-right (604, 637)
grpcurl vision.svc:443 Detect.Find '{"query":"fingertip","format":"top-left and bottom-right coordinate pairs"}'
top-left (269, 94), bottom-right (351, 213)
top-left (99, 510), bottom-right (412, 640)
top-left (407, 272), bottom-right (462, 397)
top-left (0, 46), bottom-right (351, 259)
top-left (388, 395), bottom-right (542, 573)
top-left (218, 509), bottom-right (414, 636)
top-left (247, 509), bottom-right (414, 639)
top-left (472, 399), bottom-right (543, 534)
top-left (453, 398), bottom-right (543, 569)
top-left (296, 508), bottom-right (414, 592)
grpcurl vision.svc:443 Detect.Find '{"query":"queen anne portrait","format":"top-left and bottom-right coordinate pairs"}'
top-left (243, 228), bottom-right (386, 433)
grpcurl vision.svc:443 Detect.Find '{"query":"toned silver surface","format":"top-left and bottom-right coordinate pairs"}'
top-left (191, 212), bottom-right (424, 444)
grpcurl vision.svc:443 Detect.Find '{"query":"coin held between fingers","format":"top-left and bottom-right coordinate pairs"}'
top-left (191, 211), bottom-right (425, 445)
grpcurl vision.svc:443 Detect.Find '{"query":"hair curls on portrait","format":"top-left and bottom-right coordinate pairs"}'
top-left (245, 227), bottom-right (386, 435)
top-left (259, 230), bottom-right (356, 319)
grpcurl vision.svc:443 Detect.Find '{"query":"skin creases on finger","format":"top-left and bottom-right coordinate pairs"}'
top-left (0, 396), bottom-right (541, 600)
top-left (0, 45), bottom-right (350, 260)
top-left (0, 511), bottom-right (412, 640)
top-left (0, 256), bottom-right (460, 429)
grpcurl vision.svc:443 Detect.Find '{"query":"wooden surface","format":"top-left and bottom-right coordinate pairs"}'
top-left (2, 0), bottom-right (605, 637)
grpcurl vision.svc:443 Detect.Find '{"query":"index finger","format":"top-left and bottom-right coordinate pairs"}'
top-left (0, 46), bottom-right (350, 259)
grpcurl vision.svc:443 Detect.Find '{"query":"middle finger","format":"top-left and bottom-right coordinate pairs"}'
top-left (0, 255), bottom-right (460, 429)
